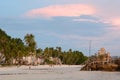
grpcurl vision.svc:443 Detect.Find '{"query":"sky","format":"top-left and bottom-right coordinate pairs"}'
top-left (0, 0), bottom-right (120, 56)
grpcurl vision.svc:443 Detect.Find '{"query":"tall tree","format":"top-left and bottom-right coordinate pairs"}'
top-left (24, 34), bottom-right (36, 55)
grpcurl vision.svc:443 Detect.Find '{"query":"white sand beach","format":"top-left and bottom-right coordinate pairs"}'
top-left (0, 65), bottom-right (120, 80)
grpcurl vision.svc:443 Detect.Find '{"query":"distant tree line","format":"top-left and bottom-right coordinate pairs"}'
top-left (37, 47), bottom-right (87, 65)
top-left (0, 28), bottom-right (87, 65)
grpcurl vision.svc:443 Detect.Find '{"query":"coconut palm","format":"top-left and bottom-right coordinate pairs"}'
top-left (24, 34), bottom-right (36, 54)
top-left (24, 34), bottom-right (37, 67)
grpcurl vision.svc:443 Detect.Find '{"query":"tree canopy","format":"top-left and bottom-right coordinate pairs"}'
top-left (0, 28), bottom-right (87, 65)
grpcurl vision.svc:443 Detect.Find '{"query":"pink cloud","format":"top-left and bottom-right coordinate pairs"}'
top-left (73, 18), bottom-right (100, 23)
top-left (111, 18), bottom-right (120, 26)
top-left (103, 17), bottom-right (120, 30)
top-left (25, 4), bottom-right (96, 18)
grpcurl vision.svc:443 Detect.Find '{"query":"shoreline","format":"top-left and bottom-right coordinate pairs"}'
top-left (0, 65), bottom-right (83, 71)
top-left (0, 65), bottom-right (120, 80)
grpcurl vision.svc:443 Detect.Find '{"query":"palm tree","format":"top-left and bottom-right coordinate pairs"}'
top-left (24, 34), bottom-right (37, 66)
top-left (24, 34), bottom-right (36, 55)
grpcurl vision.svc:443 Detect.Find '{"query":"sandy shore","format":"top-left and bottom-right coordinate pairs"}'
top-left (0, 65), bottom-right (120, 80)
top-left (0, 65), bottom-right (82, 71)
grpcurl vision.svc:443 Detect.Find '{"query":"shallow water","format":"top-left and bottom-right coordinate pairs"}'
top-left (0, 66), bottom-right (120, 80)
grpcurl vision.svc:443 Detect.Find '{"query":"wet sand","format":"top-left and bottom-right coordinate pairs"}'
top-left (0, 65), bottom-right (120, 80)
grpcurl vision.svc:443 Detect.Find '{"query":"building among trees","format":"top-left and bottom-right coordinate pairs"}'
top-left (97, 48), bottom-right (111, 64)
top-left (88, 48), bottom-right (112, 65)
top-left (0, 28), bottom-right (87, 66)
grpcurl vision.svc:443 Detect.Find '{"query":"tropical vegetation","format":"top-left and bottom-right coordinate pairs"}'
top-left (0, 28), bottom-right (87, 65)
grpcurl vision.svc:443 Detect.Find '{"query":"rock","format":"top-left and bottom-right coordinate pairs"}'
top-left (80, 63), bottom-right (119, 71)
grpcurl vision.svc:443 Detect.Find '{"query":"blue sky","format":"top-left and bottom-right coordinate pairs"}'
top-left (0, 0), bottom-right (120, 56)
